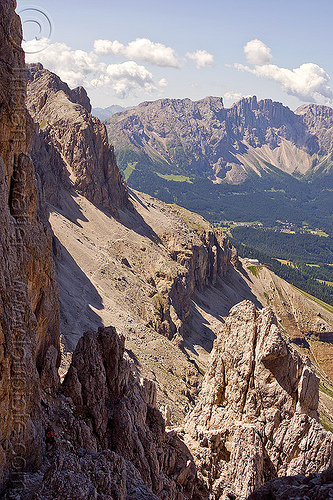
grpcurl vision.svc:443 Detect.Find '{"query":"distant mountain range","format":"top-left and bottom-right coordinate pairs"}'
top-left (105, 96), bottom-right (333, 230)
top-left (92, 104), bottom-right (133, 121)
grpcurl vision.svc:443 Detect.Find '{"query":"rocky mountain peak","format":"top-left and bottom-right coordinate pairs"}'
top-left (183, 300), bottom-right (333, 499)
top-left (27, 64), bottom-right (130, 216)
top-left (233, 95), bottom-right (258, 112)
top-left (27, 63), bottom-right (92, 113)
top-left (105, 93), bottom-right (322, 185)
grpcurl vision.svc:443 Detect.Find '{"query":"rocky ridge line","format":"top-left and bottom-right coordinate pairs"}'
top-left (105, 95), bottom-right (333, 183)
top-left (26, 63), bottom-right (129, 217)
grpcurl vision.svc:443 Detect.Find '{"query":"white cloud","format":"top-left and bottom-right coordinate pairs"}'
top-left (187, 50), bottom-right (215, 69)
top-left (24, 38), bottom-right (101, 87)
top-left (93, 39), bottom-right (124, 56)
top-left (94, 38), bottom-right (182, 68)
top-left (24, 38), bottom-right (158, 99)
top-left (230, 40), bottom-right (333, 105)
top-left (91, 61), bottom-right (156, 98)
top-left (244, 39), bottom-right (272, 66)
top-left (224, 91), bottom-right (244, 103)
top-left (158, 78), bottom-right (168, 87)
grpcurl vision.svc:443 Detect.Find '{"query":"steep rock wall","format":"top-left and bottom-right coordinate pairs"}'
top-left (0, 0), bottom-right (60, 492)
top-left (153, 226), bottom-right (234, 339)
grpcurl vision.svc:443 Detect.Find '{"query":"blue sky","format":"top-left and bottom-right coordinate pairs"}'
top-left (18, 0), bottom-right (333, 110)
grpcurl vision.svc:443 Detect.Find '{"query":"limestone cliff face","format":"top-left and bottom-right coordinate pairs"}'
top-left (295, 103), bottom-right (333, 155)
top-left (183, 301), bottom-right (333, 499)
top-left (26, 63), bottom-right (129, 217)
top-left (152, 224), bottom-right (234, 339)
top-left (0, 1), bottom-right (60, 492)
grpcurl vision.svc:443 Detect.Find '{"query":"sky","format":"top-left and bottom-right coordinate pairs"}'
top-left (17, 0), bottom-right (333, 111)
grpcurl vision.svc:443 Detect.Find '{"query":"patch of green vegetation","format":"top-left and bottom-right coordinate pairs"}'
top-left (319, 417), bottom-right (333, 433)
top-left (123, 161), bottom-right (138, 181)
top-left (155, 172), bottom-right (192, 183)
top-left (232, 226), bottom-right (333, 265)
top-left (234, 240), bottom-right (333, 306)
top-left (318, 279), bottom-right (333, 286)
top-left (319, 383), bottom-right (333, 399)
top-left (247, 265), bottom-right (263, 277)
top-left (277, 259), bottom-right (294, 266)
top-left (39, 119), bottom-right (47, 129)
top-left (291, 285), bottom-right (333, 314)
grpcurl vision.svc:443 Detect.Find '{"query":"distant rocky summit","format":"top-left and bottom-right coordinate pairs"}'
top-left (105, 95), bottom-right (333, 185)
top-left (92, 104), bottom-right (133, 121)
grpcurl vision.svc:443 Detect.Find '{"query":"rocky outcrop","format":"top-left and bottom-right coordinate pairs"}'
top-left (249, 466), bottom-right (333, 500)
top-left (36, 325), bottom-right (207, 500)
top-left (295, 103), bottom-right (333, 155)
top-left (183, 301), bottom-right (333, 499)
top-left (26, 63), bottom-right (129, 216)
top-left (33, 449), bottom-right (159, 500)
top-left (152, 225), bottom-right (234, 339)
top-left (0, 0), bottom-right (60, 492)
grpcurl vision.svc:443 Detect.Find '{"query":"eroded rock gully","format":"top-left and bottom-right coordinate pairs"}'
top-left (183, 300), bottom-right (333, 499)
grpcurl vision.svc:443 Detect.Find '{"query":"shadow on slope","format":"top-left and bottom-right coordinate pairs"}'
top-left (56, 239), bottom-right (104, 352)
top-left (184, 267), bottom-right (263, 357)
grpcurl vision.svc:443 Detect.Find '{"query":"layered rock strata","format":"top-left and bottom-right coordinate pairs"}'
top-left (183, 301), bottom-right (333, 499)
top-left (0, 0), bottom-right (60, 492)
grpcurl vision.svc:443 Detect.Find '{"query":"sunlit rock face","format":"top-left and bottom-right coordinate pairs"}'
top-left (183, 301), bottom-right (333, 499)
top-left (26, 63), bottom-right (130, 217)
top-left (105, 95), bottom-right (333, 184)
